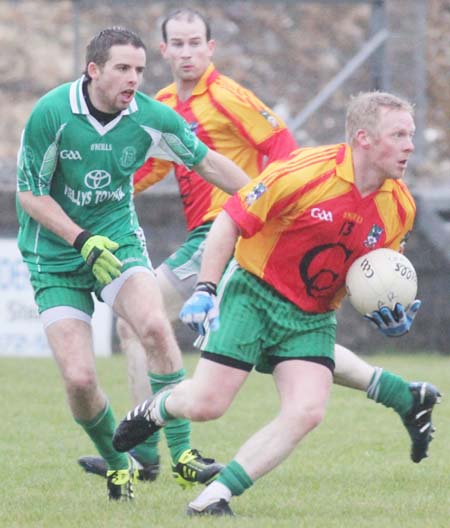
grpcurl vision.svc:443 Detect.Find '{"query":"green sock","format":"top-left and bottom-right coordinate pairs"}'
top-left (216, 460), bottom-right (253, 496)
top-left (76, 402), bottom-right (128, 470)
top-left (367, 368), bottom-right (413, 417)
top-left (149, 369), bottom-right (191, 464)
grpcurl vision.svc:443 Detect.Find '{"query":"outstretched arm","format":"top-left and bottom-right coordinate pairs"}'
top-left (193, 148), bottom-right (250, 195)
top-left (198, 210), bottom-right (240, 284)
top-left (179, 210), bottom-right (240, 335)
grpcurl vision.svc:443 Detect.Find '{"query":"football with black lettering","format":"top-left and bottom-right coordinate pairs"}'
top-left (345, 248), bottom-right (418, 315)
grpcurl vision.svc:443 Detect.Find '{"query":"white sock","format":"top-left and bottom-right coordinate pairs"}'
top-left (150, 392), bottom-right (167, 426)
top-left (189, 481), bottom-right (232, 509)
top-left (367, 366), bottom-right (383, 400)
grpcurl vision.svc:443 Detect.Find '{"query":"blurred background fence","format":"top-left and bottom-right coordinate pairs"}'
top-left (1, 0), bottom-right (449, 354)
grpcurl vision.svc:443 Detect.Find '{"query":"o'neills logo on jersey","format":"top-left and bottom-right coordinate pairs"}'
top-left (91, 143), bottom-right (112, 151)
top-left (85, 170), bottom-right (112, 189)
top-left (311, 207), bottom-right (333, 222)
top-left (60, 149), bottom-right (82, 160)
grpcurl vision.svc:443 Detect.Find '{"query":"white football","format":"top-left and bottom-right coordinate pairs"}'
top-left (345, 248), bottom-right (418, 315)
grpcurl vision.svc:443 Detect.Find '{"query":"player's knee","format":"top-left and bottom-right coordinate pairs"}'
top-left (184, 393), bottom-right (228, 422)
top-left (302, 406), bottom-right (326, 432)
top-left (137, 312), bottom-right (170, 340)
top-left (284, 405), bottom-right (326, 439)
top-left (116, 317), bottom-right (135, 342)
top-left (65, 365), bottom-right (97, 395)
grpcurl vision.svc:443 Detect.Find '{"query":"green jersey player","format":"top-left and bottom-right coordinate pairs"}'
top-left (16, 26), bottom-right (249, 501)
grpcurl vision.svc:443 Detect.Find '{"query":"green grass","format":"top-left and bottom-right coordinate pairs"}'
top-left (1, 353), bottom-right (448, 527)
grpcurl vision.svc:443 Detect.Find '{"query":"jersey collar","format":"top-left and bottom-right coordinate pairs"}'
top-left (191, 63), bottom-right (218, 96)
top-left (159, 63), bottom-right (219, 100)
top-left (336, 144), bottom-right (396, 193)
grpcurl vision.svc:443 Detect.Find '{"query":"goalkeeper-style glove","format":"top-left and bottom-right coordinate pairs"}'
top-left (364, 300), bottom-right (421, 337)
top-left (73, 230), bottom-right (122, 285)
top-left (179, 281), bottom-right (220, 336)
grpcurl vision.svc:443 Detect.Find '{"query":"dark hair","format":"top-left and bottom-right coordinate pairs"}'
top-left (84, 27), bottom-right (146, 77)
top-left (161, 8), bottom-right (211, 43)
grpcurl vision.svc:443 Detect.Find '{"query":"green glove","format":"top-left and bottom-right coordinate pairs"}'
top-left (73, 230), bottom-right (122, 285)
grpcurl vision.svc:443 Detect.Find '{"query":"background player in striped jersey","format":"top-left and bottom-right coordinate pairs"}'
top-left (81, 9), bottom-right (440, 481)
top-left (114, 91), bottom-right (439, 516)
top-left (16, 26), bottom-right (250, 501)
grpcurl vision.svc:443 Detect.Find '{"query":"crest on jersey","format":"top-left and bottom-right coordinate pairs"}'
top-left (120, 147), bottom-right (137, 168)
top-left (363, 224), bottom-right (384, 248)
top-left (260, 110), bottom-right (279, 128)
top-left (245, 182), bottom-right (267, 205)
top-left (189, 121), bottom-right (199, 134)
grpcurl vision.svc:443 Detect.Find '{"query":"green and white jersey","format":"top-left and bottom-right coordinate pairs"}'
top-left (16, 76), bottom-right (208, 273)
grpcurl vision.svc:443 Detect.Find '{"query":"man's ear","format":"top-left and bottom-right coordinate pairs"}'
top-left (355, 128), bottom-right (372, 149)
top-left (87, 62), bottom-right (99, 80)
top-left (160, 41), bottom-right (167, 59)
top-left (207, 38), bottom-right (216, 56)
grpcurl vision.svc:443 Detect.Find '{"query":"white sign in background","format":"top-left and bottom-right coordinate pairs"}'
top-left (0, 238), bottom-right (112, 357)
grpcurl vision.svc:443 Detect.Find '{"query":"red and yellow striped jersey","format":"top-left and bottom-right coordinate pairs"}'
top-left (133, 63), bottom-right (297, 230)
top-left (224, 144), bottom-right (416, 313)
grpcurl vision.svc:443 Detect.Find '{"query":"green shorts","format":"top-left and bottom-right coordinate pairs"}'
top-left (29, 232), bottom-right (152, 315)
top-left (160, 223), bottom-right (212, 297)
top-left (198, 261), bottom-right (336, 374)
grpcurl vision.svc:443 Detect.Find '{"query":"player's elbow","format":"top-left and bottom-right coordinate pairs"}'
top-left (17, 190), bottom-right (33, 209)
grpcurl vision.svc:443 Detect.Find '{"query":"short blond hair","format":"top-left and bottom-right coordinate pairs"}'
top-left (345, 91), bottom-right (414, 144)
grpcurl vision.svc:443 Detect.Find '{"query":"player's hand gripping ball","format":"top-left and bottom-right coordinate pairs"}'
top-left (345, 248), bottom-right (420, 337)
top-left (345, 248), bottom-right (417, 315)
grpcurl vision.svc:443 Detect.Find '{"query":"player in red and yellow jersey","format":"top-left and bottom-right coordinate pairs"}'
top-left (226, 142), bottom-right (416, 313)
top-left (134, 63), bottom-right (296, 231)
top-left (114, 91), bottom-right (437, 516)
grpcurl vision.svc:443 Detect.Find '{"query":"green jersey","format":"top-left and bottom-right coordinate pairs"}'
top-left (16, 77), bottom-right (208, 273)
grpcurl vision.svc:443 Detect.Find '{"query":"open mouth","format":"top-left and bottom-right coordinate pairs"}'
top-left (121, 89), bottom-right (134, 101)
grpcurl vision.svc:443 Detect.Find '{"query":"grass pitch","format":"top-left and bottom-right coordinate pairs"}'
top-left (1, 352), bottom-right (448, 528)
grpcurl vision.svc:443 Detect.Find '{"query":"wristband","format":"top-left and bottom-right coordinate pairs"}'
top-left (195, 281), bottom-right (217, 296)
top-left (73, 230), bottom-right (92, 251)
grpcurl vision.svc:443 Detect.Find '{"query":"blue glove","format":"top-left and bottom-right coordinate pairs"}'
top-left (179, 282), bottom-right (220, 336)
top-left (364, 300), bottom-right (421, 337)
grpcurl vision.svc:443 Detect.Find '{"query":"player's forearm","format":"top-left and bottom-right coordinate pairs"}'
top-left (198, 211), bottom-right (239, 285)
top-left (194, 149), bottom-right (250, 194)
top-left (17, 191), bottom-right (83, 245)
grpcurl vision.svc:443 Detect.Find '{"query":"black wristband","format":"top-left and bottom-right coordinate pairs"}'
top-left (73, 230), bottom-right (92, 252)
top-left (195, 281), bottom-right (217, 296)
